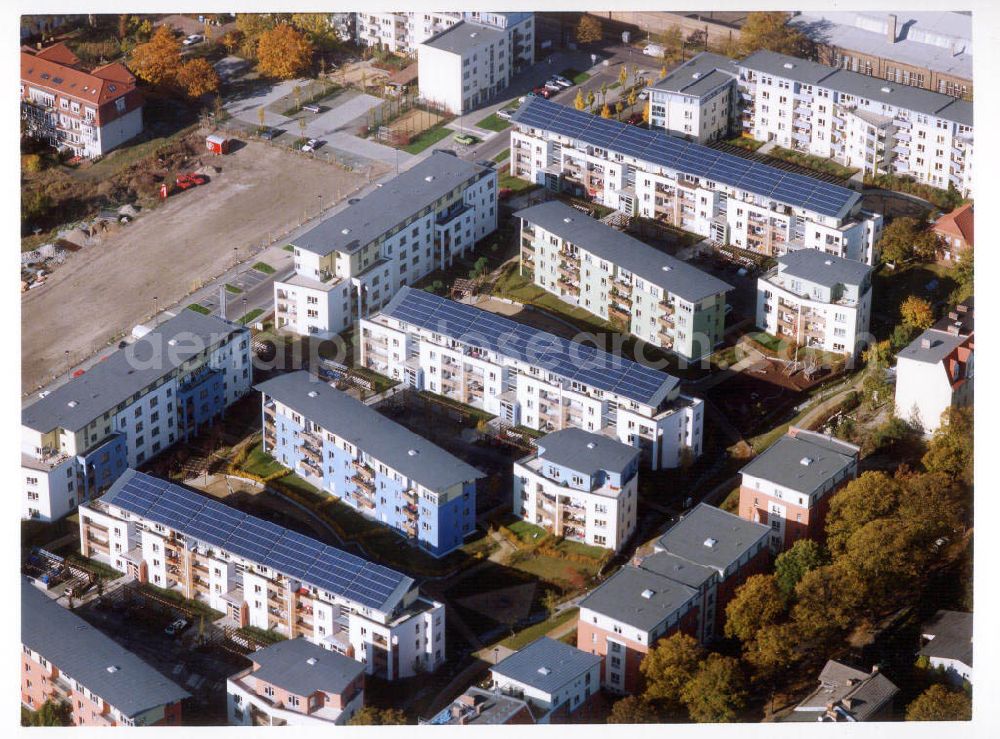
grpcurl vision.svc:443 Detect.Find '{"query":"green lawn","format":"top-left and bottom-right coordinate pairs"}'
top-left (138, 583), bottom-right (225, 621)
top-left (252, 262), bottom-right (276, 275)
top-left (767, 146), bottom-right (859, 180)
top-left (501, 608), bottom-right (578, 650)
top-left (224, 283), bottom-right (242, 294)
top-left (493, 148), bottom-right (510, 164)
top-left (66, 553), bottom-right (121, 582)
top-left (187, 303), bottom-right (211, 315)
top-left (75, 123), bottom-right (200, 182)
top-left (562, 68), bottom-right (590, 85)
top-left (498, 173), bottom-right (538, 193)
top-left (236, 625), bottom-right (287, 645)
top-left (239, 441), bottom-right (286, 478)
top-left (475, 113), bottom-right (511, 132)
top-left (507, 520), bottom-right (547, 545)
top-left (283, 244), bottom-right (295, 252)
top-left (349, 366), bottom-right (399, 394)
top-left (238, 308), bottom-right (264, 325)
top-left (724, 135), bottom-right (765, 152)
top-left (402, 123), bottom-right (453, 154)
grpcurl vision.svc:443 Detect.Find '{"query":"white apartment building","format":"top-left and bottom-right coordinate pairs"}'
top-left (355, 12), bottom-right (461, 55)
top-left (647, 52), bottom-right (739, 143)
top-left (516, 201), bottom-right (732, 361)
top-left (756, 249), bottom-right (874, 358)
top-left (514, 428), bottom-right (640, 551)
top-left (274, 152), bottom-right (497, 337)
top-left (738, 50), bottom-right (973, 197)
top-left (21, 311), bottom-right (252, 522)
top-left (360, 287), bottom-right (704, 470)
top-left (511, 97), bottom-right (883, 264)
top-left (80, 470), bottom-right (445, 680)
top-left (894, 298), bottom-right (973, 432)
top-left (417, 13), bottom-right (534, 114)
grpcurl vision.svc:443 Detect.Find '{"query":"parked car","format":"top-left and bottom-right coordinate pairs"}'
top-left (543, 81), bottom-right (562, 92)
top-left (165, 618), bottom-right (189, 636)
top-left (498, 187), bottom-right (514, 201)
top-left (182, 34), bottom-right (202, 46)
top-left (531, 87), bottom-right (553, 99)
top-left (453, 133), bottom-right (480, 146)
top-left (496, 108), bottom-right (515, 121)
top-left (638, 90), bottom-right (649, 100)
top-left (551, 75), bottom-right (572, 88)
top-left (301, 104), bottom-right (321, 113)
top-left (626, 113), bottom-right (643, 125)
top-left (301, 138), bottom-right (320, 152)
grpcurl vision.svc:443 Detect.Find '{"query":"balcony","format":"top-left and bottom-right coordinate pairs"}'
top-left (608, 303), bottom-right (630, 323)
top-left (352, 460), bottom-right (374, 479)
top-left (351, 473), bottom-right (375, 492)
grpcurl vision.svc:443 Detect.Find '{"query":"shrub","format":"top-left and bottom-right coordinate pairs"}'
top-left (22, 154), bottom-right (43, 173)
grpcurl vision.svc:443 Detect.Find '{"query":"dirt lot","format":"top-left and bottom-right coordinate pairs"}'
top-left (22, 141), bottom-right (385, 392)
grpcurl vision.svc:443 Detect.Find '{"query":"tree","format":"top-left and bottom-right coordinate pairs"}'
top-left (743, 622), bottom-right (800, 682)
top-left (724, 574), bottom-right (787, 643)
top-left (608, 695), bottom-right (664, 723)
top-left (128, 25), bottom-right (182, 86)
top-left (680, 654), bottom-right (748, 723)
top-left (877, 216), bottom-right (938, 263)
top-left (861, 340), bottom-right (892, 410)
top-left (950, 246), bottom-right (973, 303)
top-left (906, 684), bottom-right (971, 721)
top-left (236, 13), bottom-right (286, 59)
top-left (900, 295), bottom-right (934, 330)
top-left (177, 58), bottom-right (220, 98)
top-left (600, 103), bottom-right (612, 119)
top-left (221, 30), bottom-right (241, 55)
top-left (586, 90), bottom-right (596, 110)
top-left (642, 102), bottom-right (650, 124)
top-left (348, 706), bottom-right (407, 725)
top-left (825, 472), bottom-right (903, 557)
top-left (257, 24), bottom-right (314, 79)
top-left (291, 13), bottom-right (339, 50)
top-left (660, 65), bottom-right (668, 80)
top-left (615, 101), bottom-right (624, 120)
top-left (574, 89), bottom-right (586, 110)
top-left (739, 12), bottom-right (812, 57)
top-left (257, 107), bottom-right (266, 131)
top-left (618, 65), bottom-right (628, 88)
top-left (662, 25), bottom-right (684, 62)
top-left (576, 14), bottom-right (602, 46)
top-left (640, 632), bottom-right (705, 706)
top-left (922, 406), bottom-right (973, 486)
top-left (790, 562), bottom-right (865, 640)
top-left (774, 540), bottom-right (828, 596)
top-left (627, 89), bottom-right (638, 107)
top-left (21, 700), bottom-right (72, 727)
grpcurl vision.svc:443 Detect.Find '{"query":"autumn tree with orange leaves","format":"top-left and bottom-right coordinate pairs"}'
top-left (256, 24), bottom-right (314, 79)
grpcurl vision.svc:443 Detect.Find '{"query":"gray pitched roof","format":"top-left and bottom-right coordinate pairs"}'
top-left (794, 660), bottom-right (899, 721)
top-left (22, 311), bottom-right (247, 434)
top-left (492, 637), bottom-right (601, 696)
top-left (292, 152), bottom-right (489, 257)
top-left (421, 20), bottom-right (507, 55)
top-left (21, 579), bottom-right (189, 718)
top-left (896, 328), bottom-right (967, 365)
top-left (739, 428), bottom-right (859, 495)
top-left (655, 503), bottom-right (769, 575)
top-left (739, 49), bottom-right (973, 126)
top-left (534, 428), bottom-right (639, 478)
top-left (255, 371), bottom-right (483, 492)
top-left (652, 52), bottom-right (738, 97)
top-left (777, 249), bottom-right (873, 289)
top-left (515, 201), bottom-right (732, 303)
top-left (919, 610), bottom-right (973, 666)
top-left (248, 638), bottom-right (364, 696)
top-left (578, 565), bottom-right (698, 633)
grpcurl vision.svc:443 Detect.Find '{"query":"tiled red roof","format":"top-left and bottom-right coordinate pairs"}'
top-left (33, 41), bottom-right (81, 66)
top-left (934, 203), bottom-right (974, 247)
top-left (21, 46), bottom-right (135, 107)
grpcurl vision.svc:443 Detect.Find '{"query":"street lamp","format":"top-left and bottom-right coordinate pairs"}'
top-left (153, 296), bottom-right (158, 323)
top-left (494, 647), bottom-right (500, 665)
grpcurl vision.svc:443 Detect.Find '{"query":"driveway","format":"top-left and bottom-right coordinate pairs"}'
top-left (224, 78), bottom-right (308, 127)
top-left (298, 90), bottom-right (382, 138)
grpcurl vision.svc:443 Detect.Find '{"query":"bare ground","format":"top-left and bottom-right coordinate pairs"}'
top-left (22, 141), bottom-right (385, 393)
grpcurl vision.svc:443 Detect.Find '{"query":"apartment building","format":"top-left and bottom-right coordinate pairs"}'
top-left (918, 610), bottom-right (973, 686)
top-left (21, 311), bottom-right (252, 522)
top-left (359, 287), bottom-right (704, 470)
top-left (21, 579), bottom-right (188, 726)
top-left (490, 637), bottom-right (603, 723)
top-left (510, 97), bottom-right (883, 263)
top-left (578, 504), bottom-right (769, 693)
top-left (756, 249), bottom-right (874, 358)
top-left (417, 13), bottom-right (534, 114)
top-left (227, 638), bottom-right (365, 726)
top-left (738, 427), bottom-right (860, 553)
top-left (516, 201), bottom-right (732, 361)
top-left (256, 371), bottom-right (481, 557)
top-left (274, 152), bottom-right (497, 337)
top-left (738, 50), bottom-right (973, 197)
top-left (355, 12), bottom-right (462, 55)
top-left (420, 687), bottom-right (538, 725)
top-left (513, 428), bottom-right (640, 551)
top-left (79, 470), bottom-right (446, 680)
top-left (932, 203), bottom-right (973, 262)
top-left (647, 52), bottom-right (739, 143)
top-left (895, 298), bottom-right (973, 433)
top-left (21, 42), bottom-right (143, 158)
top-left (790, 11), bottom-right (972, 99)
top-left (783, 661), bottom-right (898, 722)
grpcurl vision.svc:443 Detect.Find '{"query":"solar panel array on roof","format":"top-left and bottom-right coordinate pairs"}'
top-left (380, 287), bottom-right (677, 405)
top-left (511, 97), bottom-right (858, 218)
top-left (105, 471), bottom-right (412, 613)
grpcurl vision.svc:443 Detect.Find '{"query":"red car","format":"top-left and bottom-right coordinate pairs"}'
top-left (532, 86), bottom-right (553, 99)
top-left (72, 369), bottom-right (86, 378)
top-left (175, 173), bottom-right (207, 190)
top-left (498, 187), bottom-right (514, 201)
top-left (626, 113), bottom-right (643, 126)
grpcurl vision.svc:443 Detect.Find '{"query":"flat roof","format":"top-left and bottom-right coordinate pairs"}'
top-left (376, 287), bottom-right (679, 406)
top-left (777, 249), bottom-right (873, 289)
top-left (896, 327), bottom-right (967, 365)
top-left (637, 550), bottom-right (717, 590)
top-left (512, 97), bottom-right (860, 219)
top-left (492, 637), bottom-right (601, 695)
top-left (740, 428), bottom-right (859, 495)
top-left (655, 503), bottom-right (769, 574)
top-left (515, 201), bottom-right (732, 303)
top-left (740, 49), bottom-right (972, 126)
top-left (292, 152), bottom-right (489, 257)
top-left (422, 20), bottom-right (507, 55)
top-left (652, 52), bottom-right (738, 97)
top-left (99, 470), bottom-right (415, 614)
top-left (21, 579), bottom-right (189, 717)
top-left (534, 427), bottom-right (639, 477)
top-left (255, 371), bottom-right (483, 492)
top-left (423, 686), bottom-right (537, 725)
top-left (249, 637), bottom-right (365, 696)
top-left (578, 565), bottom-right (698, 632)
top-left (22, 310), bottom-right (247, 434)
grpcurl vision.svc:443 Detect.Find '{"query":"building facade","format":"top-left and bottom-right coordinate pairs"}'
top-left (894, 298), bottom-right (973, 432)
top-left (647, 52), bottom-right (739, 143)
top-left (355, 12), bottom-right (462, 55)
top-left (256, 371), bottom-right (481, 557)
top-left (227, 638), bottom-right (365, 726)
top-left (360, 287), bottom-right (704, 470)
top-left (918, 610), bottom-right (973, 686)
top-left (21, 579), bottom-right (188, 726)
top-left (21, 42), bottom-right (143, 158)
top-left (510, 97), bottom-right (883, 263)
top-left (932, 203), bottom-right (973, 262)
top-left (513, 428), bottom-right (640, 551)
top-left (756, 249), bottom-right (874, 358)
top-left (516, 201), bottom-right (732, 361)
top-left (738, 427), bottom-right (860, 553)
top-left (274, 152), bottom-right (497, 337)
top-left (79, 471), bottom-right (446, 680)
top-left (21, 311), bottom-right (252, 522)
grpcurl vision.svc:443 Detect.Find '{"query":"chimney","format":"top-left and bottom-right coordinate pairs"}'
top-left (887, 14), bottom-right (898, 44)
top-left (947, 324), bottom-right (960, 336)
top-left (920, 338), bottom-right (932, 349)
top-left (949, 311), bottom-right (959, 321)
top-left (36, 41), bottom-right (42, 50)
top-left (957, 303), bottom-right (969, 314)
top-left (871, 665), bottom-right (880, 674)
